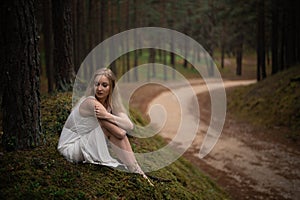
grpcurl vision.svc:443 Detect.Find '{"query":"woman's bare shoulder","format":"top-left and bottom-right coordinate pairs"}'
top-left (79, 96), bottom-right (99, 117)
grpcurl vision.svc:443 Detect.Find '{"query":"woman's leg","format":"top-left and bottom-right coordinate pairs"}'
top-left (101, 127), bottom-right (154, 185)
top-left (103, 128), bottom-right (140, 171)
top-left (97, 120), bottom-right (135, 167)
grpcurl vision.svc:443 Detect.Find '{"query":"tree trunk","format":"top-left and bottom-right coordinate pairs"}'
top-left (88, 0), bottom-right (100, 50)
top-left (271, 0), bottom-right (278, 75)
top-left (72, 0), bottom-right (78, 72)
top-left (221, 42), bottom-right (225, 69)
top-left (236, 51), bottom-right (243, 76)
top-left (236, 34), bottom-right (243, 76)
top-left (100, 0), bottom-right (106, 42)
top-left (285, 0), bottom-right (297, 68)
top-left (133, 0), bottom-right (139, 81)
top-left (1, 0), bottom-right (42, 150)
top-left (170, 28), bottom-right (176, 80)
top-left (220, 22), bottom-right (226, 69)
top-left (297, 1), bottom-right (300, 64)
top-left (260, 1), bottom-right (266, 80)
top-left (279, 10), bottom-right (285, 71)
top-left (256, 0), bottom-right (266, 81)
top-left (109, 0), bottom-right (117, 75)
top-left (52, 0), bottom-right (75, 91)
top-left (148, 48), bottom-right (156, 78)
top-left (296, 1), bottom-right (300, 64)
top-left (183, 36), bottom-right (188, 69)
top-left (42, 0), bottom-right (54, 93)
top-left (75, 0), bottom-right (87, 73)
top-left (126, 0), bottom-right (131, 82)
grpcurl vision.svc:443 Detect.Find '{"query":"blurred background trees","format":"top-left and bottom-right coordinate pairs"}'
top-left (2, 0), bottom-right (299, 89)
top-left (38, 0), bottom-right (299, 90)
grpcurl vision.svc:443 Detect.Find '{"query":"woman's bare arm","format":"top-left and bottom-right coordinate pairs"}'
top-left (98, 119), bottom-right (126, 139)
top-left (95, 105), bottom-right (134, 131)
top-left (79, 98), bottom-right (126, 139)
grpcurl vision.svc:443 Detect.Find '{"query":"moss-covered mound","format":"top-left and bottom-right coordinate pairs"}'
top-left (228, 65), bottom-right (300, 142)
top-left (0, 92), bottom-right (229, 200)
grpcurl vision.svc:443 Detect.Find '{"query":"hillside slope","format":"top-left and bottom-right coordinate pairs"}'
top-left (228, 65), bottom-right (300, 143)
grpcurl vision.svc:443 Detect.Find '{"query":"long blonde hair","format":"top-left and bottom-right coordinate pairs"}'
top-left (85, 68), bottom-right (116, 109)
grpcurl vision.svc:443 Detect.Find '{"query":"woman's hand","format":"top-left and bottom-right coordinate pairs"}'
top-left (93, 100), bottom-right (133, 131)
top-left (94, 104), bottom-right (109, 119)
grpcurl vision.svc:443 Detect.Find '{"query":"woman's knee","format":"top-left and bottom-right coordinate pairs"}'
top-left (114, 132), bottom-right (127, 140)
top-left (105, 130), bottom-right (126, 141)
top-left (101, 127), bottom-right (125, 140)
top-left (108, 128), bottom-right (126, 140)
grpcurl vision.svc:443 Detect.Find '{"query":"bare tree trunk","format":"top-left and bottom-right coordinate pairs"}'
top-left (221, 42), bottom-right (225, 69)
top-left (75, 0), bottom-right (87, 73)
top-left (183, 37), bottom-right (188, 69)
top-left (236, 34), bottom-right (243, 76)
top-left (89, 0), bottom-right (100, 50)
top-left (126, 0), bottom-right (131, 82)
top-left (52, 0), bottom-right (75, 91)
top-left (220, 21), bottom-right (226, 69)
top-left (133, 0), bottom-right (139, 81)
top-left (109, 0), bottom-right (117, 75)
top-left (279, 12), bottom-right (285, 71)
top-left (148, 48), bottom-right (156, 78)
top-left (42, 0), bottom-right (54, 93)
top-left (72, 0), bottom-right (79, 71)
top-left (285, 0), bottom-right (297, 68)
top-left (256, 0), bottom-right (266, 81)
top-left (271, 0), bottom-right (279, 75)
top-left (1, 0), bottom-right (42, 150)
top-left (170, 27), bottom-right (176, 80)
top-left (100, 0), bottom-right (106, 42)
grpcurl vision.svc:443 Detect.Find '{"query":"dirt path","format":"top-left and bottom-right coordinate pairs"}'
top-left (146, 80), bottom-right (300, 200)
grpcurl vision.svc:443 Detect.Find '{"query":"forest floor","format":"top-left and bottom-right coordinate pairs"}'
top-left (0, 91), bottom-right (230, 199)
top-left (129, 73), bottom-right (300, 199)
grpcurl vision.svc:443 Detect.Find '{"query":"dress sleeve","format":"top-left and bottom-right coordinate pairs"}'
top-left (78, 96), bottom-right (98, 118)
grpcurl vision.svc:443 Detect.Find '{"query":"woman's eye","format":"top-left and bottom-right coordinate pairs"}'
top-left (94, 82), bottom-right (109, 88)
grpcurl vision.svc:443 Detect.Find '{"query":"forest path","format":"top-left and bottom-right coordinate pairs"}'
top-left (147, 80), bottom-right (300, 200)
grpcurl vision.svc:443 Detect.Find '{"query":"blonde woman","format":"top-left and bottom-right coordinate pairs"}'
top-left (58, 68), bottom-right (153, 185)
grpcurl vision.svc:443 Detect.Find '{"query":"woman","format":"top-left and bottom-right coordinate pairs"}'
top-left (58, 68), bottom-right (153, 185)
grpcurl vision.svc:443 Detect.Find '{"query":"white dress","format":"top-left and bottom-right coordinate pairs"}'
top-left (57, 96), bottom-right (122, 168)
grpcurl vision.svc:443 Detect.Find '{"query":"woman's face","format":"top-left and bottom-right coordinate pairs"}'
top-left (94, 75), bottom-right (110, 103)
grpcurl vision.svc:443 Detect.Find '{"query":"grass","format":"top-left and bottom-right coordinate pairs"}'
top-left (0, 92), bottom-right (229, 200)
top-left (227, 65), bottom-right (300, 142)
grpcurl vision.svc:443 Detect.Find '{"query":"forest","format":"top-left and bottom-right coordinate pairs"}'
top-left (1, 0), bottom-right (299, 149)
top-left (0, 0), bottom-right (299, 199)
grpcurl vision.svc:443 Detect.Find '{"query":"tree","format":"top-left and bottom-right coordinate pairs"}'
top-left (222, 1), bottom-right (256, 76)
top-left (256, 0), bottom-right (267, 81)
top-left (283, 0), bottom-right (299, 68)
top-left (271, 0), bottom-right (279, 74)
top-left (42, 0), bottom-right (54, 93)
top-left (108, 0), bottom-right (117, 75)
top-left (1, 0), bottom-right (42, 150)
top-left (78, 0), bottom-right (89, 73)
top-left (235, 33), bottom-right (243, 76)
top-left (133, 0), bottom-right (139, 81)
top-left (52, 0), bottom-right (75, 91)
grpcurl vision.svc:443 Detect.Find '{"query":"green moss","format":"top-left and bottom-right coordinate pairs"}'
top-left (0, 92), bottom-right (229, 200)
top-left (228, 65), bottom-right (300, 142)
